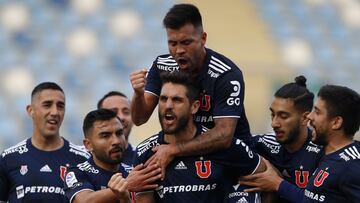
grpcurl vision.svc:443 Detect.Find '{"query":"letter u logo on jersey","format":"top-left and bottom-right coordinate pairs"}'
top-left (295, 170), bottom-right (309, 188)
top-left (195, 160), bottom-right (211, 178)
top-left (314, 170), bottom-right (329, 187)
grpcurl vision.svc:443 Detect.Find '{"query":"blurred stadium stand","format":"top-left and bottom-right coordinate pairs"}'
top-left (0, 0), bottom-right (359, 150)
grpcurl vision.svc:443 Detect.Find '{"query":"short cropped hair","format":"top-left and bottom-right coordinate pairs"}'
top-left (163, 3), bottom-right (203, 31)
top-left (160, 71), bottom-right (200, 102)
top-left (97, 91), bottom-right (128, 109)
top-left (318, 85), bottom-right (360, 136)
top-left (31, 82), bottom-right (64, 100)
top-left (274, 75), bottom-right (314, 112)
top-left (83, 109), bottom-right (119, 137)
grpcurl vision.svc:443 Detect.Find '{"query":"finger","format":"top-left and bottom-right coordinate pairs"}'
top-left (144, 154), bottom-right (157, 167)
top-left (151, 146), bottom-right (159, 152)
top-left (239, 180), bottom-right (259, 187)
top-left (161, 165), bottom-right (166, 181)
top-left (240, 174), bottom-right (259, 181)
top-left (144, 173), bottom-right (162, 184)
top-left (132, 163), bottom-right (144, 172)
top-left (244, 187), bottom-right (262, 193)
top-left (141, 183), bottom-right (159, 190)
top-left (108, 173), bottom-right (122, 186)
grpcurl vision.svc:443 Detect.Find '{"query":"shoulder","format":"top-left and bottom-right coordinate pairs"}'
top-left (151, 54), bottom-right (179, 72)
top-left (74, 160), bottom-right (100, 174)
top-left (136, 134), bottom-right (160, 158)
top-left (66, 140), bottom-right (91, 159)
top-left (1, 139), bottom-right (28, 158)
top-left (205, 48), bottom-right (242, 79)
top-left (253, 133), bottom-right (281, 153)
top-left (337, 141), bottom-right (360, 162)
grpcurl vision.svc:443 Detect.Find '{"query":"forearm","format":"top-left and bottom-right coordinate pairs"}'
top-left (74, 189), bottom-right (129, 203)
top-left (277, 180), bottom-right (304, 203)
top-left (176, 126), bottom-right (233, 156)
top-left (131, 94), bottom-right (153, 126)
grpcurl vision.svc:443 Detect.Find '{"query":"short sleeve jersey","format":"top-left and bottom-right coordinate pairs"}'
top-left (248, 132), bottom-right (323, 203)
top-left (0, 138), bottom-right (90, 203)
top-left (145, 48), bottom-right (253, 146)
top-left (134, 124), bottom-right (261, 203)
top-left (303, 141), bottom-right (360, 203)
top-left (63, 157), bottom-right (128, 203)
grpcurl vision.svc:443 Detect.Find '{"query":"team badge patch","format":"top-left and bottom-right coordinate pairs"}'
top-left (20, 165), bottom-right (28, 175)
top-left (65, 171), bottom-right (78, 188)
top-left (195, 159), bottom-right (212, 178)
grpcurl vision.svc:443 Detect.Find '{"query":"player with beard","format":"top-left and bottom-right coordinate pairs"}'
top-left (130, 3), bottom-right (253, 180)
top-left (240, 84), bottom-right (360, 203)
top-left (97, 91), bottom-right (136, 166)
top-left (63, 109), bottom-right (161, 203)
top-left (134, 72), bottom-right (265, 203)
top-left (229, 76), bottom-right (322, 203)
top-left (0, 82), bottom-right (90, 203)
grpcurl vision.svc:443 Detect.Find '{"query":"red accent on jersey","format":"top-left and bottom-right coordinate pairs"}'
top-left (199, 94), bottom-right (211, 111)
top-left (195, 160), bottom-right (211, 178)
top-left (60, 166), bottom-right (67, 181)
top-left (314, 170), bottom-right (329, 187)
top-left (295, 170), bottom-right (310, 188)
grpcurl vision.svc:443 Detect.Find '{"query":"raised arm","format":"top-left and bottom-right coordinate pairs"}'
top-left (130, 69), bottom-right (158, 125)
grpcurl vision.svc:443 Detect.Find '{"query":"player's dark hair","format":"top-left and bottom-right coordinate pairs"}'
top-left (97, 91), bottom-right (128, 109)
top-left (318, 85), bottom-right (360, 136)
top-left (83, 109), bottom-right (119, 137)
top-left (31, 82), bottom-right (64, 99)
top-left (274, 75), bottom-right (314, 112)
top-left (163, 3), bottom-right (203, 31)
top-left (160, 71), bottom-right (200, 102)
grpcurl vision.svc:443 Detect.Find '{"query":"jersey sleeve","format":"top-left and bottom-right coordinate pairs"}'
top-left (212, 139), bottom-right (261, 176)
top-left (253, 134), bottom-right (281, 163)
top-left (144, 58), bottom-right (162, 97)
top-left (0, 155), bottom-right (9, 201)
top-left (63, 166), bottom-right (95, 202)
top-left (339, 161), bottom-right (360, 201)
top-left (212, 71), bottom-right (245, 118)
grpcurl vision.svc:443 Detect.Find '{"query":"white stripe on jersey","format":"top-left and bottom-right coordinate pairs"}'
top-left (157, 61), bottom-right (178, 66)
top-left (262, 137), bottom-right (280, 146)
top-left (158, 56), bottom-right (173, 60)
top-left (345, 146), bottom-right (360, 160)
top-left (137, 135), bottom-right (159, 149)
top-left (157, 58), bottom-right (176, 62)
top-left (210, 56), bottom-right (231, 71)
top-left (263, 134), bottom-right (277, 141)
top-left (209, 64), bottom-right (224, 73)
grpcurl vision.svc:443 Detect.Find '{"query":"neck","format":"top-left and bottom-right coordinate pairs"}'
top-left (31, 132), bottom-right (63, 151)
top-left (165, 123), bottom-right (197, 144)
top-left (284, 126), bottom-right (308, 153)
top-left (92, 156), bottom-right (119, 172)
top-left (324, 132), bottom-right (353, 155)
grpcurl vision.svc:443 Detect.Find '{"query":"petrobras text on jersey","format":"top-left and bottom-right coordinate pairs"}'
top-left (304, 189), bottom-right (325, 202)
top-left (194, 115), bottom-right (213, 123)
top-left (156, 183), bottom-right (217, 198)
top-left (16, 185), bottom-right (64, 199)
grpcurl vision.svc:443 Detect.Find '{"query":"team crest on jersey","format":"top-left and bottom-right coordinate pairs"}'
top-left (295, 170), bottom-right (310, 188)
top-left (60, 166), bottom-right (67, 181)
top-left (199, 93), bottom-right (211, 111)
top-left (20, 165), bottom-right (28, 175)
top-left (313, 169), bottom-right (329, 187)
top-left (195, 159), bottom-right (212, 178)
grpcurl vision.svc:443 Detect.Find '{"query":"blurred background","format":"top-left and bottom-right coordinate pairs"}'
top-left (0, 0), bottom-right (359, 151)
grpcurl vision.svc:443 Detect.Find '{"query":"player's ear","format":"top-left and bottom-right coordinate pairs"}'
top-left (301, 111), bottom-right (310, 126)
top-left (331, 116), bottom-right (343, 131)
top-left (83, 138), bottom-right (93, 152)
top-left (191, 100), bottom-right (200, 114)
top-left (201, 32), bottom-right (207, 45)
top-left (26, 105), bottom-right (34, 118)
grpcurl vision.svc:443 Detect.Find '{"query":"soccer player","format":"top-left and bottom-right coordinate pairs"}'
top-left (241, 84), bottom-right (360, 202)
top-left (130, 3), bottom-right (253, 177)
top-left (0, 82), bottom-right (90, 203)
top-left (229, 76), bottom-right (322, 203)
top-left (64, 109), bottom-right (161, 203)
top-left (97, 91), bottom-right (136, 166)
top-left (134, 72), bottom-right (265, 203)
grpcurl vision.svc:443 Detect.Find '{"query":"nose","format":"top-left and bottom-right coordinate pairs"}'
top-left (50, 105), bottom-right (59, 116)
top-left (175, 45), bottom-right (185, 55)
top-left (271, 116), bottom-right (280, 128)
top-left (307, 111), bottom-right (314, 121)
top-left (165, 99), bottom-right (174, 109)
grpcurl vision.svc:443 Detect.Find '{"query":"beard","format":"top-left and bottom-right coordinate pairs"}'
top-left (276, 124), bottom-right (300, 145)
top-left (94, 149), bottom-right (122, 165)
top-left (159, 112), bottom-right (189, 135)
top-left (312, 131), bottom-right (328, 146)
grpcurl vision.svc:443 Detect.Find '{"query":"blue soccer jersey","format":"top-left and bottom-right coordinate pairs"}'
top-left (121, 143), bottom-right (136, 167)
top-left (63, 157), bottom-right (129, 203)
top-left (145, 48), bottom-right (253, 146)
top-left (303, 141), bottom-right (360, 203)
top-left (134, 124), bottom-right (261, 203)
top-left (0, 138), bottom-right (90, 203)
